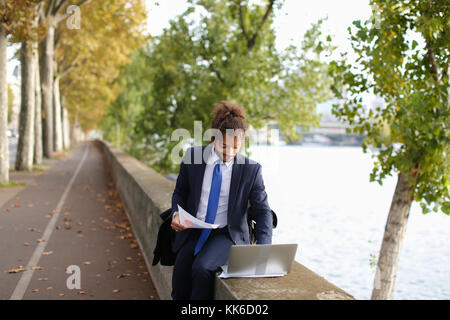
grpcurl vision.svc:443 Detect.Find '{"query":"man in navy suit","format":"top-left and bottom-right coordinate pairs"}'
top-left (170, 101), bottom-right (273, 300)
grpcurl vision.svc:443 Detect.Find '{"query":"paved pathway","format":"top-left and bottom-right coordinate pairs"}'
top-left (0, 141), bottom-right (159, 300)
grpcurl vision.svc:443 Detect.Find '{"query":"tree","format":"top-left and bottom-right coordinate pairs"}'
top-left (329, 0), bottom-right (449, 299)
top-left (38, 0), bottom-right (91, 159)
top-left (0, 0), bottom-right (42, 179)
top-left (34, 36), bottom-right (43, 164)
top-left (14, 2), bottom-right (45, 171)
top-left (56, 0), bottom-right (147, 137)
top-left (103, 0), bottom-right (334, 173)
top-left (0, 20), bottom-right (7, 183)
top-left (16, 40), bottom-right (36, 171)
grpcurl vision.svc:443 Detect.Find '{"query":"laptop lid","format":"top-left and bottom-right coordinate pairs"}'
top-left (225, 244), bottom-right (298, 276)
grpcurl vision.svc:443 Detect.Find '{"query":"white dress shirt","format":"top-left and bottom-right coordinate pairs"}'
top-left (195, 143), bottom-right (233, 228)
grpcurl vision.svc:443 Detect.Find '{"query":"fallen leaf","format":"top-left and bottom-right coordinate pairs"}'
top-left (42, 251), bottom-right (53, 256)
top-left (125, 257), bottom-right (132, 261)
top-left (59, 293), bottom-right (64, 296)
top-left (116, 273), bottom-right (130, 279)
top-left (31, 288), bottom-right (39, 293)
top-left (8, 266), bottom-right (26, 273)
top-left (112, 289), bottom-right (120, 293)
top-left (31, 266), bottom-right (43, 270)
top-left (83, 261), bottom-right (91, 265)
top-left (129, 243), bottom-right (138, 249)
top-left (24, 242), bottom-right (30, 246)
top-left (38, 277), bottom-right (48, 281)
top-left (47, 286), bottom-right (53, 290)
top-left (77, 290), bottom-right (88, 295)
top-left (36, 238), bottom-right (45, 243)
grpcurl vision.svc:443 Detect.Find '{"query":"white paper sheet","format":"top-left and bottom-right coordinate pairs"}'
top-left (177, 204), bottom-right (219, 229)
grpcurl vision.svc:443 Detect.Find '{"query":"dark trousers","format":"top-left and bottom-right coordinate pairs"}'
top-left (171, 227), bottom-right (233, 300)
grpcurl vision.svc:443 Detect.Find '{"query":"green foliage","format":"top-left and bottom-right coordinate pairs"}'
top-left (329, 0), bottom-right (449, 214)
top-left (102, 0), bottom-right (334, 174)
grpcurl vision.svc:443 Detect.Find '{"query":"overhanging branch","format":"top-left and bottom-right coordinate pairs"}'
top-left (238, 0), bottom-right (275, 52)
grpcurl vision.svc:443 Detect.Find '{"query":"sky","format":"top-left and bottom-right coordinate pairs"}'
top-left (144, 0), bottom-right (372, 52)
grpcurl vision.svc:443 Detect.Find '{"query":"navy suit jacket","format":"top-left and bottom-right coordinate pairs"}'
top-left (171, 143), bottom-right (273, 253)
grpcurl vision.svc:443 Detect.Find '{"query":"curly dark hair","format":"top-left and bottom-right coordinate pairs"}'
top-left (210, 101), bottom-right (247, 142)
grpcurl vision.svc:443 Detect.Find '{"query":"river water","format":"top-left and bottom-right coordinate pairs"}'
top-left (247, 144), bottom-right (449, 300)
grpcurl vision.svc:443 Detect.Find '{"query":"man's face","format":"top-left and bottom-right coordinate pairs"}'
top-left (214, 132), bottom-right (244, 163)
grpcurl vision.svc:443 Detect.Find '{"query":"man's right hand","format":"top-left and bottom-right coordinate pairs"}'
top-left (171, 212), bottom-right (187, 232)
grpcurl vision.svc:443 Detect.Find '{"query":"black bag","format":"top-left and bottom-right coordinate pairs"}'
top-left (152, 208), bottom-right (177, 266)
top-left (247, 207), bottom-right (278, 245)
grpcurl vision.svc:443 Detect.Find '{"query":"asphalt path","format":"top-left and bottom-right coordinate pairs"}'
top-left (0, 141), bottom-right (159, 300)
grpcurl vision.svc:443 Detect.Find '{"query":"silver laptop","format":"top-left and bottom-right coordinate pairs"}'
top-left (219, 244), bottom-right (298, 278)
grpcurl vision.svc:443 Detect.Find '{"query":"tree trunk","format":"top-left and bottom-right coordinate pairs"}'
top-left (16, 41), bottom-right (36, 171)
top-left (0, 25), bottom-right (9, 184)
top-left (62, 103), bottom-right (71, 150)
top-left (53, 74), bottom-right (63, 152)
top-left (371, 171), bottom-right (414, 300)
top-left (40, 22), bottom-right (55, 159)
top-left (34, 40), bottom-right (43, 165)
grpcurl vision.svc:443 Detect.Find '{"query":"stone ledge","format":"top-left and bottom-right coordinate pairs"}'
top-left (215, 262), bottom-right (354, 300)
top-left (96, 139), bottom-right (355, 300)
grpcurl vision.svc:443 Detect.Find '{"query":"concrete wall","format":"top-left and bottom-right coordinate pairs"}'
top-left (96, 139), bottom-right (355, 300)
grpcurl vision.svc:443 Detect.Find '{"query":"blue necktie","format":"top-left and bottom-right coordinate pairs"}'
top-left (194, 163), bottom-right (222, 255)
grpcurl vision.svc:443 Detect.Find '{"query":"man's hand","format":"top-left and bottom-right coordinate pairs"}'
top-left (171, 212), bottom-right (187, 232)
